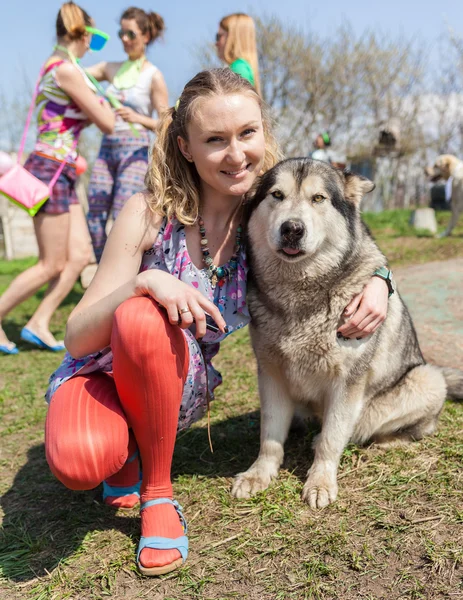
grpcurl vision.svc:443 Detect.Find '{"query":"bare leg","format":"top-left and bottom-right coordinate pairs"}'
top-left (0, 212), bottom-right (69, 349)
top-left (25, 205), bottom-right (91, 347)
top-left (232, 370), bottom-right (294, 498)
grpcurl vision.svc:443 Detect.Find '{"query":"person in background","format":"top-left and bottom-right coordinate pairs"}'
top-left (86, 6), bottom-right (169, 263)
top-left (0, 1), bottom-right (114, 355)
top-left (215, 13), bottom-right (261, 93)
top-left (310, 132), bottom-right (333, 163)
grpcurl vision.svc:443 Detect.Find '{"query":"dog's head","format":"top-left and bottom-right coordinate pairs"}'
top-left (425, 154), bottom-right (458, 182)
top-left (245, 158), bottom-right (375, 264)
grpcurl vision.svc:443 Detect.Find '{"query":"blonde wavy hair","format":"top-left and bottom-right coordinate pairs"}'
top-left (145, 68), bottom-right (280, 226)
top-left (220, 13), bottom-right (260, 94)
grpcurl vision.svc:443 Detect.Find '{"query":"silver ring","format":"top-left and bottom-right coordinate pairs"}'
top-left (179, 307), bottom-right (191, 315)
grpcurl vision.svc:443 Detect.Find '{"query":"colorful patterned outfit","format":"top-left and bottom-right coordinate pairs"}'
top-left (46, 217), bottom-right (250, 433)
top-left (25, 58), bottom-right (90, 215)
top-left (87, 64), bottom-right (158, 262)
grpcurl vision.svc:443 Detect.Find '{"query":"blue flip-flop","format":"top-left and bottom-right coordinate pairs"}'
top-left (137, 498), bottom-right (188, 576)
top-left (0, 343), bottom-right (19, 355)
top-left (20, 327), bottom-right (65, 352)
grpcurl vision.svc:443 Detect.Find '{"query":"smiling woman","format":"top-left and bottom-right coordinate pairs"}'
top-left (43, 67), bottom-right (390, 580)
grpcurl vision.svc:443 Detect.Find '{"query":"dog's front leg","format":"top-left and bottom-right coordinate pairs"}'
top-left (232, 369), bottom-right (294, 499)
top-left (302, 380), bottom-right (364, 509)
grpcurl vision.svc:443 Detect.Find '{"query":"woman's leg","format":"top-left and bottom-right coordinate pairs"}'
top-left (111, 296), bottom-right (189, 570)
top-left (87, 142), bottom-right (116, 263)
top-left (25, 204), bottom-right (92, 347)
top-left (0, 212), bottom-right (69, 349)
top-left (45, 372), bottom-right (130, 490)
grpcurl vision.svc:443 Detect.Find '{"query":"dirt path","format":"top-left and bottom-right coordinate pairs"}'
top-left (395, 258), bottom-right (462, 369)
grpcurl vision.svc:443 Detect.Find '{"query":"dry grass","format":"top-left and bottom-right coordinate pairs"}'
top-left (1, 210), bottom-right (462, 599)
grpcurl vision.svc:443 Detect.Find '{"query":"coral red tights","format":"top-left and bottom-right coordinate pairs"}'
top-left (45, 297), bottom-right (189, 569)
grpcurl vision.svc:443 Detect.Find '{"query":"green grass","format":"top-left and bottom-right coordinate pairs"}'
top-left (362, 209), bottom-right (463, 266)
top-left (1, 210), bottom-right (463, 599)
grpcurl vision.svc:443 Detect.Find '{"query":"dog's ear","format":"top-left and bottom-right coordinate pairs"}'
top-left (343, 170), bottom-right (375, 205)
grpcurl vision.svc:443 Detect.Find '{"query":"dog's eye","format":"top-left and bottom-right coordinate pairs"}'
top-left (271, 190), bottom-right (284, 200)
top-left (312, 194), bottom-right (326, 203)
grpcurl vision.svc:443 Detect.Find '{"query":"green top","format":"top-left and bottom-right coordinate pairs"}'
top-left (229, 58), bottom-right (255, 87)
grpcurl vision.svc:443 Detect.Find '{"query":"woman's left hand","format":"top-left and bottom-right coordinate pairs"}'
top-left (337, 276), bottom-right (389, 339)
top-left (115, 106), bottom-right (139, 123)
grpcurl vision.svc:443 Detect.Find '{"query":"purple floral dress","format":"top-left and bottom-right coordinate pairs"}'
top-left (46, 218), bottom-right (250, 433)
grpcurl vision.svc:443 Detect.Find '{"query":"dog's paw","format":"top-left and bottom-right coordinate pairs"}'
top-left (301, 472), bottom-right (338, 509)
top-left (231, 465), bottom-right (276, 499)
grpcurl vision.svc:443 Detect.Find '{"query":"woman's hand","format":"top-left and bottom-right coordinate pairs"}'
top-left (135, 270), bottom-right (226, 339)
top-left (337, 276), bottom-right (389, 339)
top-left (116, 106), bottom-right (140, 123)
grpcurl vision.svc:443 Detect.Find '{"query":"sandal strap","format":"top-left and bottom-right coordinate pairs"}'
top-left (137, 534), bottom-right (189, 562)
top-left (140, 498), bottom-right (187, 533)
top-left (103, 480), bottom-right (141, 499)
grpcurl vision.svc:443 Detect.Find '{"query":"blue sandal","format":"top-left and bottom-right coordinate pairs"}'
top-left (137, 498), bottom-right (188, 576)
top-left (20, 327), bottom-right (65, 352)
top-left (0, 343), bottom-right (19, 355)
top-left (103, 451), bottom-right (141, 508)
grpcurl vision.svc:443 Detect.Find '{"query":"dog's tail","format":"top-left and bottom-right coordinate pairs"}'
top-left (440, 367), bottom-right (463, 400)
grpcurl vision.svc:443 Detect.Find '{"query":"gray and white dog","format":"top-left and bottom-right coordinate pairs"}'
top-left (232, 158), bottom-right (463, 509)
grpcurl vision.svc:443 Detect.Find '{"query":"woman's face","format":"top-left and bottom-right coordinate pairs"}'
top-left (118, 18), bottom-right (149, 59)
top-left (215, 26), bottom-right (228, 61)
top-left (178, 93), bottom-right (266, 199)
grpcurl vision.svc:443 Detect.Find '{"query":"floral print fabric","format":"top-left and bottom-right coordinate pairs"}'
top-left (46, 217), bottom-right (250, 432)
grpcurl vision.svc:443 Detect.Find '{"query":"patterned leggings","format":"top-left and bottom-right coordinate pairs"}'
top-left (87, 130), bottom-right (150, 262)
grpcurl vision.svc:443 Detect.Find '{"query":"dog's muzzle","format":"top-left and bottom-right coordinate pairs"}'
top-left (279, 220), bottom-right (305, 256)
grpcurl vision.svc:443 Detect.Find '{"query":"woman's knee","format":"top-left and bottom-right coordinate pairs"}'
top-left (68, 247), bottom-right (92, 274)
top-left (40, 259), bottom-right (65, 280)
top-left (112, 296), bottom-right (187, 365)
top-left (45, 375), bottom-right (129, 490)
top-left (113, 297), bottom-right (168, 344)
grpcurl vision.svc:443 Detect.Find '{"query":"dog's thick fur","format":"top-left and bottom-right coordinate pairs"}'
top-left (232, 158), bottom-right (463, 508)
top-left (425, 154), bottom-right (463, 236)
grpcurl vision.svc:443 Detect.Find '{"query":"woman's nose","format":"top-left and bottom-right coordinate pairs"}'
top-left (226, 139), bottom-right (245, 163)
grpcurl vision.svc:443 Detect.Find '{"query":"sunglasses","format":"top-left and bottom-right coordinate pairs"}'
top-left (215, 32), bottom-right (225, 43)
top-left (85, 27), bottom-right (109, 52)
top-left (118, 29), bottom-right (137, 41)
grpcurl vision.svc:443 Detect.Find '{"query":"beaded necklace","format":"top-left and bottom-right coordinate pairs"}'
top-left (198, 217), bottom-right (242, 288)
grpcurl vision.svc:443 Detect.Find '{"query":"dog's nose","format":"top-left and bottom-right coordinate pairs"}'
top-left (280, 220), bottom-right (305, 240)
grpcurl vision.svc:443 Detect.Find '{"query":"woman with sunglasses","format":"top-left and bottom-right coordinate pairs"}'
top-left (0, 1), bottom-right (114, 355)
top-left (86, 6), bottom-right (169, 263)
top-left (216, 13), bottom-right (261, 94)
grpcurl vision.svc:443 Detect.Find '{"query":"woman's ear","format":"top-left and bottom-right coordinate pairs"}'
top-left (177, 136), bottom-right (193, 162)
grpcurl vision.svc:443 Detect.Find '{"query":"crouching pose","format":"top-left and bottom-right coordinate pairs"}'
top-left (45, 71), bottom-right (390, 576)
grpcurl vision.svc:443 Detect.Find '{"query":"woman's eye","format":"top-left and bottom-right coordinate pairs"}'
top-left (206, 136), bottom-right (223, 143)
top-left (313, 194), bottom-right (325, 203)
top-left (271, 190), bottom-right (284, 200)
top-left (242, 128), bottom-right (256, 137)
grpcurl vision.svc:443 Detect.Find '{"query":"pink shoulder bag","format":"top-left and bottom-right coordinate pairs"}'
top-left (0, 65), bottom-right (77, 217)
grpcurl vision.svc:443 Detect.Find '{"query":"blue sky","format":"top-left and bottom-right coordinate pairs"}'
top-left (1, 0), bottom-right (462, 103)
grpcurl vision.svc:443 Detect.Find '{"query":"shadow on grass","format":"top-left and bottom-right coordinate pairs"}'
top-left (0, 413), bottom-right (315, 583)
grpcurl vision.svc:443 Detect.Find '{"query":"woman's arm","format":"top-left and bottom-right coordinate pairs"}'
top-left (55, 62), bottom-right (114, 134)
top-left (337, 276), bottom-right (389, 339)
top-left (65, 192), bottom-right (158, 356)
top-left (65, 193), bottom-right (226, 357)
top-left (86, 61), bottom-right (108, 82)
top-left (115, 69), bottom-right (169, 131)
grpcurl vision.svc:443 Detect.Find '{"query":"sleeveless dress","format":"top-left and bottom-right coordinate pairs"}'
top-left (45, 217), bottom-right (250, 433)
top-left (24, 58), bottom-right (91, 214)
